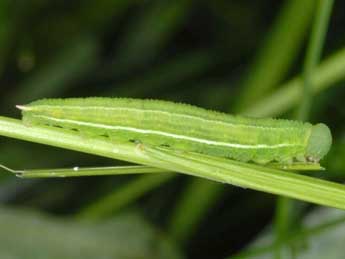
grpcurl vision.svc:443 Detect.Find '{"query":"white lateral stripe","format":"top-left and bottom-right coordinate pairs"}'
top-left (34, 115), bottom-right (299, 149)
top-left (33, 105), bottom-right (294, 131)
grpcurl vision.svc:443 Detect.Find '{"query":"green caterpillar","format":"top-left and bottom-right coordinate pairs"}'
top-left (17, 97), bottom-right (332, 165)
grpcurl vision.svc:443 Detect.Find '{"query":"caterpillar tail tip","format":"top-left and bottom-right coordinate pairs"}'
top-left (16, 105), bottom-right (32, 111)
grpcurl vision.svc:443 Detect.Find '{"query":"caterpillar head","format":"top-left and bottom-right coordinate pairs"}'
top-left (305, 123), bottom-right (332, 162)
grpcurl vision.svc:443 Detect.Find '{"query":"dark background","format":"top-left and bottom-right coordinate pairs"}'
top-left (0, 1), bottom-right (345, 258)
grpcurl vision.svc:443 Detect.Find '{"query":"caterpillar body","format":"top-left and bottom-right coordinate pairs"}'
top-left (17, 98), bottom-right (332, 165)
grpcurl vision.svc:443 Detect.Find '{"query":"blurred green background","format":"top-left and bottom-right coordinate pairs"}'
top-left (1, 0), bottom-right (345, 258)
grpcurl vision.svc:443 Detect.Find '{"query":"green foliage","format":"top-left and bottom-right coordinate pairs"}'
top-left (0, 1), bottom-right (344, 258)
top-left (0, 207), bottom-right (182, 259)
top-left (232, 208), bottom-right (345, 259)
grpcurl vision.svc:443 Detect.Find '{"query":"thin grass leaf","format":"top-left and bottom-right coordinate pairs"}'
top-left (230, 209), bottom-right (345, 259)
top-left (1, 117), bottom-right (345, 210)
top-left (143, 147), bottom-right (345, 210)
top-left (297, 0), bottom-right (334, 120)
top-left (168, 178), bottom-right (223, 243)
top-left (242, 46), bottom-right (345, 117)
top-left (275, 1), bottom-right (334, 257)
top-left (172, 5), bottom-right (336, 242)
top-left (168, 35), bottom-right (344, 246)
top-left (10, 165), bottom-right (169, 178)
top-left (76, 173), bottom-right (176, 220)
top-left (236, 0), bottom-right (315, 111)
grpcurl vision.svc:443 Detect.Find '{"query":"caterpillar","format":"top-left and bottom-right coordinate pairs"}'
top-left (17, 97), bottom-right (332, 165)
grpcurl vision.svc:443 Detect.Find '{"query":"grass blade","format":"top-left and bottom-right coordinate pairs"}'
top-left (2, 165), bottom-right (170, 178)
